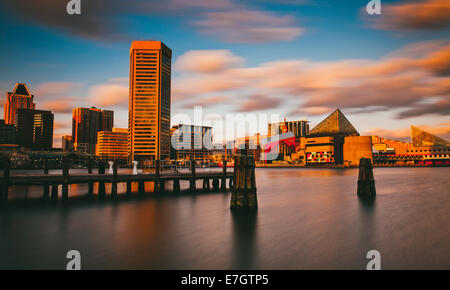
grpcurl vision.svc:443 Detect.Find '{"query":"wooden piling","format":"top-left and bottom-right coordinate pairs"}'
top-left (155, 159), bottom-right (161, 193)
top-left (212, 178), bottom-right (219, 191)
top-left (357, 158), bottom-right (376, 198)
top-left (189, 160), bottom-right (196, 191)
top-left (138, 177), bottom-right (145, 195)
top-left (1, 157), bottom-right (11, 203)
top-left (230, 155), bottom-right (258, 209)
top-left (62, 158), bottom-right (69, 202)
top-left (98, 161), bottom-right (106, 198)
top-left (51, 184), bottom-right (58, 201)
top-left (173, 179), bottom-right (180, 193)
top-left (126, 180), bottom-right (132, 197)
top-left (221, 160), bottom-right (227, 191)
top-left (87, 159), bottom-right (93, 196)
top-left (203, 178), bottom-right (210, 190)
top-left (111, 161), bottom-right (118, 198)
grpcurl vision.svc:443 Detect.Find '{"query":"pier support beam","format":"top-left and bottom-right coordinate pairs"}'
top-left (212, 178), bottom-right (219, 191)
top-left (357, 158), bottom-right (376, 198)
top-left (126, 180), bottom-right (132, 197)
top-left (138, 177), bottom-right (145, 196)
top-left (87, 160), bottom-right (93, 196)
top-left (51, 184), bottom-right (58, 201)
top-left (203, 178), bottom-right (210, 190)
top-left (42, 159), bottom-right (49, 200)
top-left (221, 160), bottom-right (227, 191)
top-left (173, 179), bottom-right (180, 193)
top-left (111, 162), bottom-right (118, 198)
top-left (98, 161), bottom-right (106, 198)
top-left (189, 161), bottom-right (196, 192)
top-left (155, 160), bottom-right (161, 193)
top-left (230, 155), bottom-right (258, 209)
top-left (62, 158), bottom-right (69, 202)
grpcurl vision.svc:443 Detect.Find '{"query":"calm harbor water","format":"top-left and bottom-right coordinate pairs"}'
top-left (0, 167), bottom-right (449, 269)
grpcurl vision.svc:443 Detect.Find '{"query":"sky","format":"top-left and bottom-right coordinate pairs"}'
top-left (0, 0), bottom-right (449, 147)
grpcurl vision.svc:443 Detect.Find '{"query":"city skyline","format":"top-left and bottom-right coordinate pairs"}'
top-left (0, 0), bottom-right (449, 147)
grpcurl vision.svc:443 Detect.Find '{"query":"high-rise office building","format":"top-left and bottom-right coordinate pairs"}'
top-left (15, 108), bottom-right (54, 149)
top-left (128, 41), bottom-right (172, 162)
top-left (4, 83), bottom-right (36, 125)
top-left (96, 128), bottom-right (128, 161)
top-left (72, 107), bottom-right (113, 154)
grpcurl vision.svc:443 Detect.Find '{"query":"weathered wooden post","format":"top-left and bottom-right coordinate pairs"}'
top-left (357, 158), bottom-right (376, 198)
top-left (62, 157), bottom-right (69, 202)
top-left (138, 176), bottom-right (145, 195)
top-left (173, 179), bottom-right (180, 193)
top-left (111, 161), bottom-right (118, 198)
top-left (212, 178), bottom-right (219, 191)
top-left (230, 155), bottom-right (258, 209)
top-left (98, 161), bottom-right (106, 198)
top-left (1, 157), bottom-right (11, 203)
top-left (221, 160), bottom-right (227, 191)
top-left (87, 159), bottom-right (94, 196)
top-left (189, 160), bottom-right (196, 192)
top-left (126, 180), bottom-right (132, 197)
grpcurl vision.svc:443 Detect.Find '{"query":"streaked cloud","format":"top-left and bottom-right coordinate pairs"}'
top-left (88, 78), bottom-right (129, 109)
top-left (173, 41), bottom-right (450, 118)
top-left (370, 0), bottom-right (450, 31)
top-left (237, 94), bottom-right (282, 112)
top-left (1, 0), bottom-right (305, 43)
top-left (175, 50), bottom-right (244, 73)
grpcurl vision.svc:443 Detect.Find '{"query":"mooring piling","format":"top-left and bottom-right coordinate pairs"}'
top-left (1, 157), bottom-right (11, 203)
top-left (357, 157), bottom-right (376, 198)
top-left (230, 155), bottom-right (258, 209)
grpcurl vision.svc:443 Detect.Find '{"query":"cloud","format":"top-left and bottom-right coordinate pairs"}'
top-left (371, 0), bottom-right (450, 31)
top-left (173, 41), bottom-right (450, 118)
top-left (34, 82), bottom-right (81, 113)
top-left (175, 50), bottom-right (244, 73)
top-left (181, 96), bottom-right (229, 109)
top-left (1, 0), bottom-right (305, 43)
top-left (237, 94), bottom-right (282, 112)
top-left (88, 79), bottom-right (129, 109)
top-left (194, 10), bottom-right (304, 43)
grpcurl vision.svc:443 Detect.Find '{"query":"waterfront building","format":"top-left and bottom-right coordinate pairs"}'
top-left (372, 126), bottom-right (450, 166)
top-left (268, 119), bottom-right (309, 160)
top-left (96, 128), bottom-right (128, 161)
top-left (170, 124), bottom-right (212, 161)
top-left (128, 41), bottom-right (172, 162)
top-left (61, 135), bottom-right (73, 151)
top-left (15, 108), bottom-right (54, 150)
top-left (234, 133), bottom-right (268, 162)
top-left (307, 109), bottom-right (359, 165)
top-left (72, 107), bottom-right (113, 154)
top-left (4, 83), bottom-right (36, 125)
top-left (0, 119), bottom-right (17, 150)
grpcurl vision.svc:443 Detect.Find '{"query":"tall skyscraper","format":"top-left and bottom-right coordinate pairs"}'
top-left (128, 41), bottom-right (172, 162)
top-left (4, 83), bottom-right (36, 125)
top-left (15, 108), bottom-right (54, 149)
top-left (72, 107), bottom-right (113, 154)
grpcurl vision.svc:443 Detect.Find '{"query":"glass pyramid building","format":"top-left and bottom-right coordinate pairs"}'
top-left (411, 126), bottom-right (450, 148)
top-left (308, 109), bottom-right (359, 137)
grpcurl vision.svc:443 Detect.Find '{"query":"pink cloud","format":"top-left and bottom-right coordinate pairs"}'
top-left (175, 50), bottom-right (244, 73)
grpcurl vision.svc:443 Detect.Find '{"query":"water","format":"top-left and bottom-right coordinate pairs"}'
top-left (0, 167), bottom-right (449, 269)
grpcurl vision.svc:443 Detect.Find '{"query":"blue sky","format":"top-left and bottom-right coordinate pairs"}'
top-left (0, 0), bottom-right (449, 146)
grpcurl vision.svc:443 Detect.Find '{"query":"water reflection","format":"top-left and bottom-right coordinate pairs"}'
top-left (231, 210), bottom-right (258, 269)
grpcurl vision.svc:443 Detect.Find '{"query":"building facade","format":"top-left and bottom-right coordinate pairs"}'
top-left (268, 119), bottom-right (309, 159)
top-left (128, 41), bottom-right (172, 162)
top-left (4, 83), bottom-right (36, 125)
top-left (0, 119), bottom-right (16, 147)
top-left (72, 107), bottom-right (113, 154)
top-left (15, 108), bottom-right (54, 150)
top-left (170, 124), bottom-right (212, 161)
top-left (96, 128), bottom-right (128, 161)
top-left (61, 135), bottom-right (73, 151)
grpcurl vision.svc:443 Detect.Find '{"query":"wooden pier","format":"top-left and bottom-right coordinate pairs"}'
top-left (0, 158), bottom-right (233, 203)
